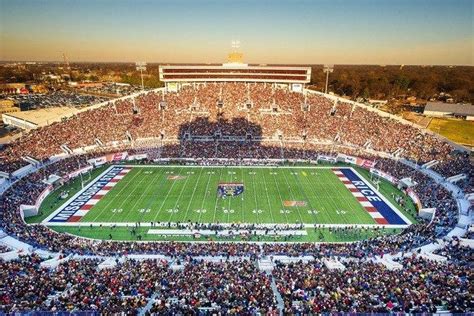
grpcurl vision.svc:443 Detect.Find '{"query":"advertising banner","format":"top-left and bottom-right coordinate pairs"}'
top-left (336, 153), bottom-right (357, 164)
top-left (106, 152), bottom-right (128, 162)
top-left (127, 153), bottom-right (148, 161)
top-left (87, 156), bottom-right (107, 166)
top-left (317, 155), bottom-right (337, 163)
top-left (87, 152), bottom-right (128, 166)
top-left (356, 158), bottom-right (376, 169)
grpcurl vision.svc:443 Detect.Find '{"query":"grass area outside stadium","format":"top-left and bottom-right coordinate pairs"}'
top-left (427, 117), bottom-right (474, 147)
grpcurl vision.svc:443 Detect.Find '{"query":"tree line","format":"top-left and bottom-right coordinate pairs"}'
top-left (1, 63), bottom-right (472, 103)
top-left (309, 65), bottom-right (474, 103)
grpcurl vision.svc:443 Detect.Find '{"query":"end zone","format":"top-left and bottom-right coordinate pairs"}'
top-left (333, 168), bottom-right (411, 226)
top-left (43, 166), bottom-right (131, 224)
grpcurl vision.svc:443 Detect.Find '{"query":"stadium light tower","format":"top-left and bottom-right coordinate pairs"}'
top-left (231, 40), bottom-right (240, 51)
top-left (323, 64), bottom-right (334, 94)
top-left (135, 61), bottom-right (147, 90)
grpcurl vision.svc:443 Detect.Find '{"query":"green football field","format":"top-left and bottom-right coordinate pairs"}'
top-left (45, 165), bottom-right (409, 225)
top-left (86, 166), bottom-right (373, 224)
top-left (35, 164), bottom-right (419, 242)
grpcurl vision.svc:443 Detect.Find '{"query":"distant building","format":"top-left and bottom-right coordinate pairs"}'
top-left (69, 82), bottom-right (104, 88)
top-left (423, 102), bottom-right (474, 121)
top-left (0, 99), bottom-right (20, 115)
top-left (367, 99), bottom-right (388, 107)
top-left (0, 83), bottom-right (26, 95)
top-left (406, 96), bottom-right (417, 105)
top-left (2, 107), bottom-right (80, 129)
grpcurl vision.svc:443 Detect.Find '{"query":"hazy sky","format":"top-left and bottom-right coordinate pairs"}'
top-left (0, 0), bottom-right (472, 65)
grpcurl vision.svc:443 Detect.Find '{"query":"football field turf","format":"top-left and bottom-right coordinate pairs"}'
top-left (44, 165), bottom-right (412, 227)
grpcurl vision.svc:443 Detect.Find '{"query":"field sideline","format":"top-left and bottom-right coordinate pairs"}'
top-left (43, 164), bottom-right (412, 228)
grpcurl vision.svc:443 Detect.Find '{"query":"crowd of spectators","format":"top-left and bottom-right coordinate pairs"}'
top-left (148, 259), bottom-right (277, 315)
top-left (2, 253), bottom-right (471, 314)
top-left (0, 254), bottom-right (166, 313)
top-left (0, 158), bottom-right (28, 176)
top-left (0, 244), bottom-right (10, 253)
top-left (0, 83), bottom-right (471, 181)
top-left (463, 226), bottom-right (474, 239)
top-left (0, 82), bottom-right (471, 313)
top-left (273, 255), bottom-right (472, 313)
top-left (0, 147), bottom-right (462, 258)
top-left (433, 237), bottom-right (473, 266)
top-left (374, 158), bottom-right (461, 236)
top-left (0, 255), bottom-right (277, 314)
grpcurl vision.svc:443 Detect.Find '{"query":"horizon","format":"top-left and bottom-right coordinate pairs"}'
top-left (0, 0), bottom-right (473, 65)
top-left (1, 61), bottom-right (473, 67)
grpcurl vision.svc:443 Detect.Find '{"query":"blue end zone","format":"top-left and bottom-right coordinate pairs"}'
top-left (340, 169), bottom-right (409, 225)
top-left (47, 166), bottom-right (125, 223)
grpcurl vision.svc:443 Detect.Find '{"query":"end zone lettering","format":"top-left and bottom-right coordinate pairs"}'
top-left (49, 167), bottom-right (126, 222)
top-left (352, 181), bottom-right (382, 202)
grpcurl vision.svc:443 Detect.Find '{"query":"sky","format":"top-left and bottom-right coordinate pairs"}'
top-left (0, 0), bottom-right (472, 65)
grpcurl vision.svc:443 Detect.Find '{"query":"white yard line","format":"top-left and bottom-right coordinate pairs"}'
top-left (183, 167), bottom-right (204, 220)
top-left (328, 171), bottom-right (369, 225)
top-left (211, 168), bottom-right (224, 223)
top-left (226, 169), bottom-right (234, 223)
top-left (168, 168), bottom-right (193, 222)
top-left (239, 167), bottom-right (245, 223)
top-left (248, 171), bottom-right (260, 224)
top-left (268, 169), bottom-right (289, 224)
top-left (123, 167), bottom-right (167, 223)
top-left (46, 221), bottom-right (409, 229)
top-left (319, 169), bottom-right (364, 224)
top-left (260, 170), bottom-right (276, 223)
top-left (314, 171), bottom-right (348, 224)
top-left (90, 168), bottom-right (147, 222)
top-left (280, 169), bottom-right (305, 224)
top-left (197, 169), bottom-right (214, 223)
top-left (152, 167), bottom-right (184, 222)
top-left (288, 170), bottom-right (319, 223)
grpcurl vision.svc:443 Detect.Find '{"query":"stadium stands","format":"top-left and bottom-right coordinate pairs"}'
top-left (0, 84), bottom-right (468, 170)
top-left (273, 256), bottom-right (472, 313)
top-left (0, 82), bottom-right (472, 313)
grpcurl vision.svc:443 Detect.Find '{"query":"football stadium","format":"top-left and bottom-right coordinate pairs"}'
top-left (41, 164), bottom-right (413, 241)
top-left (0, 1), bottom-right (473, 314)
top-left (1, 60), bottom-right (472, 313)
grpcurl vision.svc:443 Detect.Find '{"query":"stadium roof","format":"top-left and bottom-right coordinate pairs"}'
top-left (424, 102), bottom-right (474, 116)
top-left (2, 107), bottom-right (79, 129)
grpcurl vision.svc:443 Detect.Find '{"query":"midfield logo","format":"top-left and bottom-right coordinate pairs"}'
top-left (217, 183), bottom-right (244, 197)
